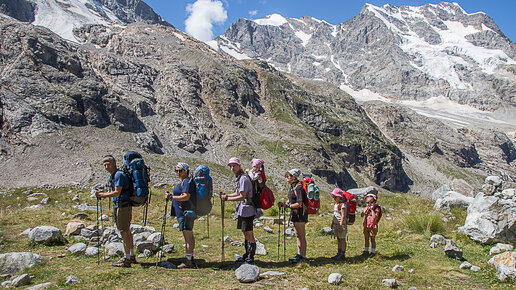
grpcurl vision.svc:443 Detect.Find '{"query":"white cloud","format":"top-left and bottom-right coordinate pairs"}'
top-left (249, 10), bottom-right (258, 16)
top-left (185, 0), bottom-right (227, 42)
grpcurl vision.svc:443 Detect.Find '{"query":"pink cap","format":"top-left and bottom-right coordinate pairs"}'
top-left (252, 158), bottom-right (264, 168)
top-left (364, 193), bottom-right (377, 201)
top-left (227, 157), bottom-right (241, 166)
top-left (331, 188), bottom-right (344, 198)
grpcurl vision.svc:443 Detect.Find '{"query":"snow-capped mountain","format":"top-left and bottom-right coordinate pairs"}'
top-left (0, 0), bottom-right (170, 42)
top-left (211, 2), bottom-right (516, 121)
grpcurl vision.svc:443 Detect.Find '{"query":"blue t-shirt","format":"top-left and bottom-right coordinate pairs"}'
top-left (110, 170), bottom-right (132, 208)
top-left (171, 178), bottom-right (194, 218)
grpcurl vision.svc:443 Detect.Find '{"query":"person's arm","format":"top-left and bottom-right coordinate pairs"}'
top-left (339, 203), bottom-right (347, 227)
top-left (96, 186), bottom-right (122, 198)
top-left (226, 191), bottom-right (246, 202)
top-left (372, 206), bottom-right (380, 223)
top-left (172, 192), bottom-right (190, 202)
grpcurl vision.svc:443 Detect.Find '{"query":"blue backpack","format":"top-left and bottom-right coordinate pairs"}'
top-left (122, 151), bottom-right (150, 207)
top-left (192, 165), bottom-right (213, 216)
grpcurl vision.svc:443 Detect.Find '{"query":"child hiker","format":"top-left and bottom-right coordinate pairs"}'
top-left (361, 193), bottom-right (381, 256)
top-left (247, 158), bottom-right (266, 219)
top-left (330, 188), bottom-right (347, 260)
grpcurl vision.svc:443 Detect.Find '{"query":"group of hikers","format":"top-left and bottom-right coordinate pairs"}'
top-left (95, 154), bottom-right (382, 268)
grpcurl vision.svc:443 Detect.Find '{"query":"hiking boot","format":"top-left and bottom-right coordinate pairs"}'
top-left (129, 256), bottom-right (137, 264)
top-left (362, 250), bottom-right (369, 256)
top-left (289, 254), bottom-right (306, 264)
top-left (370, 252), bottom-right (376, 257)
top-left (177, 258), bottom-right (194, 269)
top-left (331, 251), bottom-right (344, 260)
top-left (112, 257), bottom-right (131, 268)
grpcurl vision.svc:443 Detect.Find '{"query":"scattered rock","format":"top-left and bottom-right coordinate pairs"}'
top-left (235, 263), bottom-right (260, 283)
top-left (65, 222), bottom-right (85, 236)
top-left (430, 234), bottom-right (446, 245)
top-left (328, 273), bottom-right (342, 285)
top-left (408, 269), bottom-right (415, 274)
top-left (224, 236), bottom-right (233, 243)
top-left (490, 243), bottom-right (514, 255)
top-left (147, 232), bottom-right (163, 243)
top-left (231, 241), bottom-right (243, 247)
top-left (198, 217), bottom-right (205, 222)
top-left (99, 214), bottom-right (109, 221)
top-left (432, 184), bottom-right (451, 201)
top-left (263, 226), bottom-right (274, 233)
top-left (68, 242), bottom-right (87, 254)
top-left (105, 242), bottom-right (125, 256)
top-left (29, 226), bottom-right (66, 245)
top-left (259, 271), bottom-right (285, 277)
top-left (20, 228), bottom-right (32, 236)
top-left (85, 247), bottom-right (100, 256)
top-left (459, 261), bottom-right (472, 269)
top-left (255, 240), bottom-right (267, 256)
top-left (488, 251), bottom-right (516, 267)
top-left (65, 275), bottom-right (81, 284)
top-left (162, 244), bottom-right (175, 253)
top-left (72, 195), bottom-right (80, 202)
top-left (430, 242), bottom-right (438, 248)
top-left (136, 241), bottom-right (159, 253)
top-left (0, 252), bottom-right (46, 275)
top-left (470, 265), bottom-right (480, 272)
top-left (40, 197), bottom-right (50, 204)
top-left (392, 265), bottom-right (404, 272)
top-left (444, 240), bottom-right (463, 260)
top-left (1, 281), bottom-right (11, 288)
top-left (11, 273), bottom-right (31, 287)
top-left (285, 228), bottom-right (295, 237)
top-left (138, 249), bottom-right (152, 258)
top-left (173, 224), bottom-right (179, 229)
top-left (382, 278), bottom-right (398, 288)
top-left (24, 204), bottom-right (43, 210)
top-left (321, 227), bottom-right (333, 235)
top-left (80, 228), bottom-right (99, 238)
top-left (434, 191), bottom-right (474, 211)
top-left (73, 213), bottom-right (89, 220)
top-left (496, 264), bottom-right (516, 282)
top-left (26, 282), bottom-right (54, 290)
top-left (73, 203), bottom-right (97, 211)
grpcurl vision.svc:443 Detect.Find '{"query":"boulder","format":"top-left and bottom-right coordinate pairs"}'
top-left (136, 241), bottom-right (159, 253)
top-left (65, 275), bottom-right (81, 284)
top-left (496, 264), bottom-right (516, 282)
top-left (147, 232), bottom-right (163, 243)
top-left (80, 228), bottom-right (99, 238)
top-left (235, 263), bottom-right (260, 283)
top-left (450, 179), bottom-right (474, 197)
top-left (488, 252), bottom-right (516, 267)
top-left (432, 184), bottom-right (451, 201)
top-left (130, 224), bottom-right (155, 234)
top-left (430, 234), bottom-right (446, 245)
top-left (85, 247), bottom-right (100, 256)
top-left (328, 273), bottom-right (342, 284)
top-left (459, 193), bottom-right (516, 244)
top-left (29, 226), bottom-right (66, 245)
top-left (444, 240), bottom-right (463, 260)
top-left (65, 222), bottom-right (85, 236)
top-left (434, 191), bottom-right (474, 211)
top-left (0, 252), bottom-right (45, 275)
top-left (162, 244), bottom-right (175, 253)
top-left (68, 242), bottom-right (87, 254)
top-left (20, 228), bottom-right (32, 236)
top-left (105, 242), bottom-right (124, 256)
top-left (11, 273), bottom-right (31, 287)
top-left (489, 243), bottom-right (514, 255)
top-left (382, 278), bottom-right (398, 288)
top-left (347, 187), bottom-right (378, 206)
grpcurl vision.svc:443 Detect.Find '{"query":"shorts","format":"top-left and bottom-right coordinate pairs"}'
top-left (332, 224), bottom-right (348, 239)
top-left (177, 216), bottom-right (195, 232)
top-left (363, 227), bottom-right (378, 237)
top-left (290, 210), bottom-right (308, 223)
top-left (237, 216), bottom-right (254, 232)
top-left (116, 206), bottom-right (132, 233)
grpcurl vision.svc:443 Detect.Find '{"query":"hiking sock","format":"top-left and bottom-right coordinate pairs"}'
top-left (371, 248), bottom-right (376, 254)
top-left (185, 253), bottom-right (193, 261)
top-left (125, 253), bottom-right (131, 259)
top-left (364, 247), bottom-right (369, 252)
top-left (129, 249), bottom-right (134, 257)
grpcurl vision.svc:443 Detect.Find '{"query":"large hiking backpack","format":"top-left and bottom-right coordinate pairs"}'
top-left (342, 191), bottom-right (357, 225)
top-left (301, 176), bottom-right (320, 214)
top-left (192, 165), bottom-right (213, 216)
top-left (122, 151), bottom-right (150, 207)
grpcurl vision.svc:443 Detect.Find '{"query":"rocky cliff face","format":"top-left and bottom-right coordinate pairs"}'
top-left (213, 3), bottom-right (516, 115)
top-left (0, 17), bottom-right (408, 191)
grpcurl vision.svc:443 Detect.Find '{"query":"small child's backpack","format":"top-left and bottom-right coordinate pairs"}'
top-left (250, 169), bottom-right (275, 210)
top-left (301, 176), bottom-right (320, 214)
top-left (192, 165), bottom-right (213, 216)
top-left (342, 191), bottom-right (357, 225)
top-left (122, 151), bottom-right (150, 207)
top-left (373, 204), bottom-right (382, 223)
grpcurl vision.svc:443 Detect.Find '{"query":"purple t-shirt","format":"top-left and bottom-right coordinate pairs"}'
top-left (235, 173), bottom-right (255, 217)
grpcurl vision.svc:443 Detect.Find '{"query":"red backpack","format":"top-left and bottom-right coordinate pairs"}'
top-left (249, 170), bottom-right (275, 210)
top-left (301, 177), bottom-right (320, 214)
top-left (340, 192), bottom-right (357, 225)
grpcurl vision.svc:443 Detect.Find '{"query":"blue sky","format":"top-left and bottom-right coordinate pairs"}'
top-left (144, 0), bottom-right (515, 42)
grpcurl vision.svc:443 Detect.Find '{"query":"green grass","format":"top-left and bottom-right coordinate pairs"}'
top-left (401, 212), bottom-right (446, 237)
top-left (0, 187), bottom-right (513, 289)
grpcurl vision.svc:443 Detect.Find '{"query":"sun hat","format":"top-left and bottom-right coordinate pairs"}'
top-left (227, 157), bottom-right (241, 166)
top-left (287, 169), bottom-right (301, 179)
top-left (175, 162), bottom-right (189, 171)
top-left (364, 193), bottom-right (377, 201)
top-left (331, 188), bottom-right (344, 198)
top-left (252, 158), bottom-right (264, 168)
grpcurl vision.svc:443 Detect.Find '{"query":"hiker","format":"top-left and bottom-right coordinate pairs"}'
top-left (247, 158), bottom-right (265, 218)
top-left (330, 188), bottom-right (348, 260)
top-left (361, 193), bottom-right (381, 256)
top-left (95, 155), bottom-right (136, 267)
top-left (220, 157), bottom-right (257, 264)
top-left (279, 169), bottom-right (308, 263)
top-left (165, 162), bottom-right (196, 268)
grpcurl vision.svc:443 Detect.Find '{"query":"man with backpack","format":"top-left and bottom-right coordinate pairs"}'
top-left (95, 155), bottom-right (136, 267)
top-left (165, 162), bottom-right (196, 268)
top-left (220, 157), bottom-right (257, 264)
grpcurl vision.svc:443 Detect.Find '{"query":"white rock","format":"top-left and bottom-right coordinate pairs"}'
top-left (85, 247), bottom-right (100, 256)
top-left (65, 275), bottom-right (81, 284)
top-left (382, 278), bottom-right (398, 288)
top-left (496, 264), bottom-right (516, 282)
top-left (68, 242), bottom-right (87, 254)
top-left (392, 265), bottom-right (405, 272)
top-left (235, 263), bottom-right (260, 283)
top-left (255, 240), bottom-right (267, 256)
top-left (11, 273), bottom-right (31, 287)
top-left (459, 261), bottom-right (472, 269)
top-left (328, 273), bottom-right (342, 284)
top-left (470, 265), bottom-right (480, 272)
top-left (0, 252), bottom-right (45, 275)
top-left (29, 226), bottom-right (66, 244)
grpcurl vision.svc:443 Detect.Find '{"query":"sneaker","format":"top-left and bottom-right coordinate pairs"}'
top-left (244, 257), bottom-right (254, 264)
top-left (129, 256), bottom-right (137, 264)
top-left (289, 254), bottom-right (306, 263)
top-left (177, 258), bottom-right (194, 269)
top-left (331, 252), bottom-right (344, 260)
top-left (362, 250), bottom-right (369, 256)
top-left (112, 257), bottom-right (131, 268)
top-left (370, 252), bottom-right (376, 257)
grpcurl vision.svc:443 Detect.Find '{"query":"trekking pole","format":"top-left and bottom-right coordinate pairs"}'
top-left (96, 197), bottom-right (100, 265)
top-left (99, 198), bottom-right (106, 262)
top-left (277, 204), bottom-right (281, 261)
top-left (283, 207), bottom-right (287, 262)
top-left (221, 193), bottom-right (225, 264)
top-left (143, 188), bottom-right (151, 226)
top-left (156, 197), bottom-right (168, 267)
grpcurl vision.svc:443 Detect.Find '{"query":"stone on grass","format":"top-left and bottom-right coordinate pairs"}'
top-left (73, 213), bottom-right (88, 220)
top-left (173, 224), bottom-right (179, 229)
top-left (68, 242), bottom-right (87, 254)
top-left (321, 227), bottom-right (333, 235)
top-left (85, 247), bottom-right (100, 256)
top-left (285, 228), bottom-right (295, 237)
top-left (235, 263), bottom-right (260, 283)
top-left (430, 234), bottom-right (446, 245)
top-left (488, 251), bottom-right (516, 267)
top-left (40, 197), bottom-right (50, 204)
top-left (459, 261), bottom-right (472, 269)
top-left (255, 240), bottom-right (267, 256)
top-left (408, 269), bottom-right (415, 274)
top-left (162, 244), bottom-right (175, 253)
top-left (26, 282), bottom-right (54, 289)
top-left (29, 226), bottom-right (66, 245)
top-left (496, 264), bottom-right (516, 282)
top-left (260, 271), bottom-right (285, 277)
top-left (105, 242), bottom-right (124, 256)
top-left (392, 265), bottom-right (404, 272)
top-left (72, 195), bottom-right (80, 202)
top-left (263, 226), bottom-right (274, 233)
top-left (11, 273), bottom-right (31, 287)
top-left (65, 222), bottom-right (85, 236)
top-left (430, 242), bottom-right (438, 248)
top-left (1, 281), bottom-right (11, 288)
top-left (328, 273), bottom-right (342, 285)
top-left (138, 249), bottom-right (152, 258)
top-left (136, 241), bottom-right (159, 253)
top-left (73, 203), bottom-right (97, 211)
top-left (147, 232), bottom-right (163, 243)
top-left (80, 228), bottom-right (99, 238)
top-left (20, 228), bottom-right (32, 236)
top-left (382, 278), bottom-right (398, 288)
top-left (490, 243), bottom-right (514, 255)
top-left (444, 240), bottom-right (463, 260)
top-left (470, 265), bottom-right (480, 272)
top-left (65, 275), bottom-right (81, 284)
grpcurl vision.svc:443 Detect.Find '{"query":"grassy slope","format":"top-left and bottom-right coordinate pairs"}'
top-left (0, 186), bottom-right (513, 289)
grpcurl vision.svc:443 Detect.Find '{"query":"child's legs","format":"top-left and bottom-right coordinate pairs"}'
top-left (363, 228), bottom-right (370, 248)
top-left (294, 222), bottom-right (306, 256)
top-left (370, 236), bottom-right (376, 249)
top-left (337, 238), bottom-right (346, 252)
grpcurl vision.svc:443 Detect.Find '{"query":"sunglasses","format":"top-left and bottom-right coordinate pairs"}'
top-left (175, 169), bottom-right (184, 173)
top-left (366, 201), bottom-right (375, 204)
